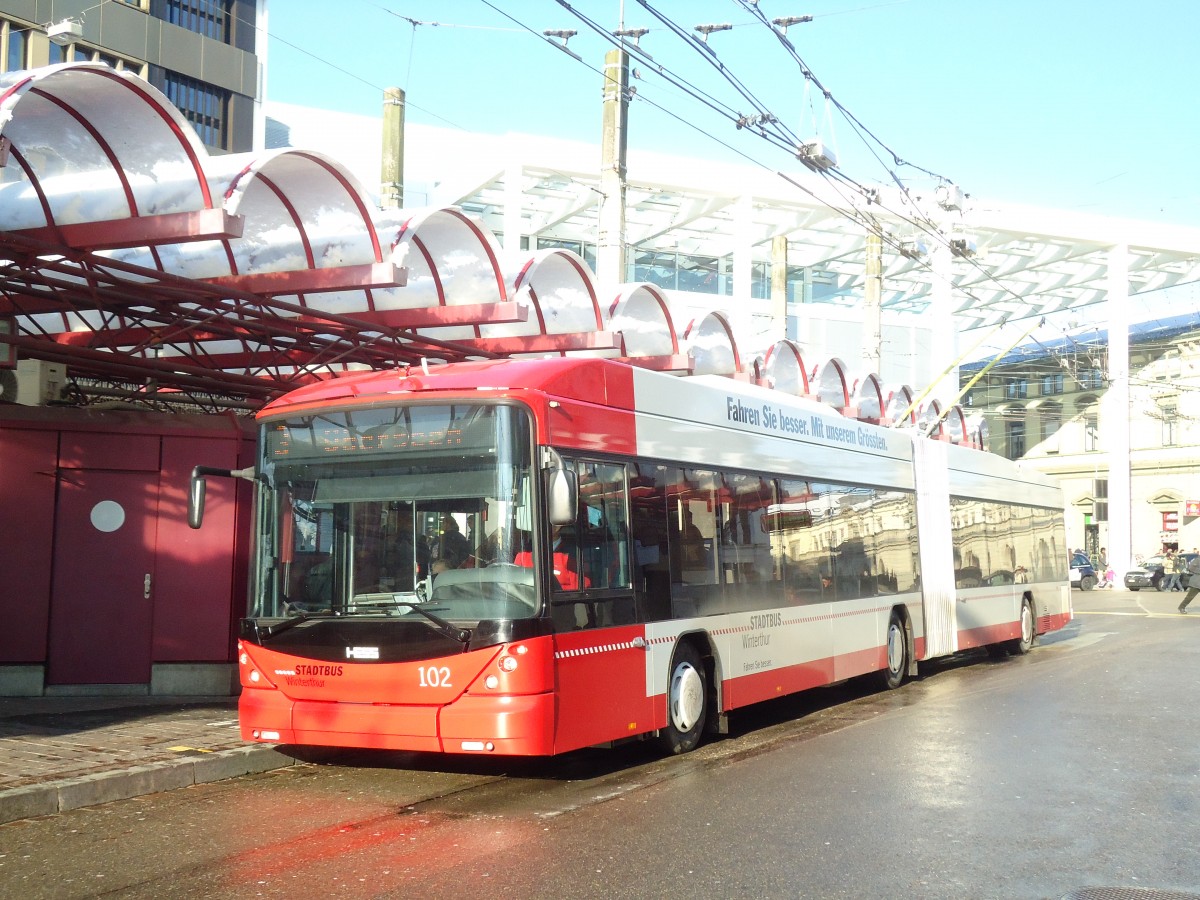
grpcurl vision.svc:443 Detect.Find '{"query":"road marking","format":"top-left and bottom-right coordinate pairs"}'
top-left (1074, 610), bottom-right (1154, 616)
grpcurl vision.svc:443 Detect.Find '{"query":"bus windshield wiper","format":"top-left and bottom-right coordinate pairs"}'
top-left (388, 600), bottom-right (471, 644)
top-left (258, 606), bottom-right (337, 639)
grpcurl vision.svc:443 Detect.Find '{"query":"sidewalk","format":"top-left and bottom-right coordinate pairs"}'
top-left (0, 694), bottom-right (300, 825)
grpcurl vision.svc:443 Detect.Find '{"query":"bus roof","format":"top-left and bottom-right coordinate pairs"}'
top-left (258, 357), bottom-right (637, 417)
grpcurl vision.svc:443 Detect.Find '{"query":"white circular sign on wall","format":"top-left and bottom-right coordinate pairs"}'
top-left (90, 500), bottom-right (126, 533)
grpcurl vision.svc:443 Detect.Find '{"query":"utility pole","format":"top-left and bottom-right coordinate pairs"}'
top-left (770, 235), bottom-right (789, 338)
top-left (381, 87), bottom-right (405, 209)
top-left (597, 48), bottom-right (628, 287)
top-left (862, 231), bottom-right (882, 372)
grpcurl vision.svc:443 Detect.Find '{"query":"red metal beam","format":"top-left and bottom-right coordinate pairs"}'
top-left (446, 331), bottom-right (621, 354)
top-left (8, 208), bottom-right (244, 251)
top-left (203, 262), bottom-right (406, 295)
top-left (294, 302), bottom-right (529, 330)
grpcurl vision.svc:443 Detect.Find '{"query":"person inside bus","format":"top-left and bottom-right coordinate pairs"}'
top-left (352, 539), bottom-right (384, 593)
top-left (820, 570), bottom-right (836, 599)
top-left (391, 514), bottom-right (429, 589)
top-left (432, 514), bottom-right (471, 569)
top-left (514, 525), bottom-right (589, 591)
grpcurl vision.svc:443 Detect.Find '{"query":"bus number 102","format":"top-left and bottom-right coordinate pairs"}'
top-left (418, 666), bottom-right (452, 688)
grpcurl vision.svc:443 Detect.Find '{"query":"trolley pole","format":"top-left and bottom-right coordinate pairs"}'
top-left (381, 87), bottom-right (405, 209)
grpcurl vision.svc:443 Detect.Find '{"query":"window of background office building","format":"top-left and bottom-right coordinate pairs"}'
top-left (47, 41), bottom-right (145, 74)
top-left (3, 19), bottom-right (25, 73)
top-left (161, 71), bottom-right (228, 150)
top-left (161, 0), bottom-right (232, 41)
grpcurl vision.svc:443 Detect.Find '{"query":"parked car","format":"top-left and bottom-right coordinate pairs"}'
top-left (1070, 551), bottom-right (1097, 591)
top-left (1124, 552), bottom-right (1198, 591)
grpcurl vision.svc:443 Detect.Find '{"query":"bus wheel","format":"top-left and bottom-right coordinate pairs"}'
top-left (1005, 597), bottom-right (1035, 656)
top-left (661, 642), bottom-right (707, 755)
top-left (880, 612), bottom-right (908, 690)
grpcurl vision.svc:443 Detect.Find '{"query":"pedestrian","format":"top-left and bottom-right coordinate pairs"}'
top-left (1097, 547), bottom-right (1109, 587)
top-left (1161, 550), bottom-right (1182, 592)
top-left (1179, 555), bottom-right (1200, 613)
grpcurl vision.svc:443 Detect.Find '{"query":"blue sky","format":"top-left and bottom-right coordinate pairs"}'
top-left (265, 0), bottom-right (1200, 227)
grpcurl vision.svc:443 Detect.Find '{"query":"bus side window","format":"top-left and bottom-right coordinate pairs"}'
top-left (577, 460), bottom-right (631, 592)
top-left (631, 465), bottom-right (672, 622)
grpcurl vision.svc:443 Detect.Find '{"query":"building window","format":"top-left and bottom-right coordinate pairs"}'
top-left (1079, 367), bottom-right (1104, 390)
top-left (1084, 411), bottom-right (1099, 452)
top-left (1161, 403), bottom-right (1179, 447)
top-left (44, 38), bottom-right (144, 75)
top-left (1005, 419), bottom-right (1026, 459)
top-left (1004, 378), bottom-right (1028, 400)
top-left (1041, 372), bottom-right (1064, 395)
top-left (165, 0), bottom-right (231, 42)
top-left (536, 238), bottom-right (596, 272)
top-left (1094, 479), bottom-right (1108, 523)
top-left (1040, 403), bottom-right (1061, 444)
top-left (3, 19), bottom-right (26, 73)
top-left (163, 71), bottom-right (228, 150)
top-left (632, 250), bottom-right (719, 294)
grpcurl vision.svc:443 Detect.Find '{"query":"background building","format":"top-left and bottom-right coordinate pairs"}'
top-left (0, 0), bottom-right (263, 151)
top-left (961, 313), bottom-right (1200, 560)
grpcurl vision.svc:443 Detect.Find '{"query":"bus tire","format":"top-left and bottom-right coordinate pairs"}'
top-left (661, 641), bottom-right (707, 755)
top-left (1005, 596), bottom-right (1035, 656)
top-left (880, 611), bottom-right (908, 690)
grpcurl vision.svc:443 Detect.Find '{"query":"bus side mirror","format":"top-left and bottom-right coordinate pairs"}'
top-left (548, 467), bottom-right (577, 526)
top-left (188, 466), bottom-right (209, 529)
top-left (188, 465), bottom-right (254, 529)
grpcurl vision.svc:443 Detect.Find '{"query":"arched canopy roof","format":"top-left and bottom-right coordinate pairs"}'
top-left (682, 310), bottom-right (741, 377)
top-left (759, 340), bottom-right (810, 395)
top-left (851, 372), bottom-right (884, 421)
top-left (0, 62), bottom-right (1023, 437)
top-left (810, 357), bottom-right (851, 409)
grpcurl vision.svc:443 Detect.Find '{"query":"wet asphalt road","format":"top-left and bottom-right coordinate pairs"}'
top-left (2, 586), bottom-right (1199, 899)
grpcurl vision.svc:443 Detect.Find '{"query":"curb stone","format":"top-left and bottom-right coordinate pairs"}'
top-left (0, 745), bottom-right (297, 825)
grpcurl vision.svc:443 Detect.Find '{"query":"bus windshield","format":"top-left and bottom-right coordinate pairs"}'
top-left (251, 403), bottom-right (536, 625)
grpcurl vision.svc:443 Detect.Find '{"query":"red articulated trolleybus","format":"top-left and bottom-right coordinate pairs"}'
top-left (190, 356), bottom-right (1072, 756)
